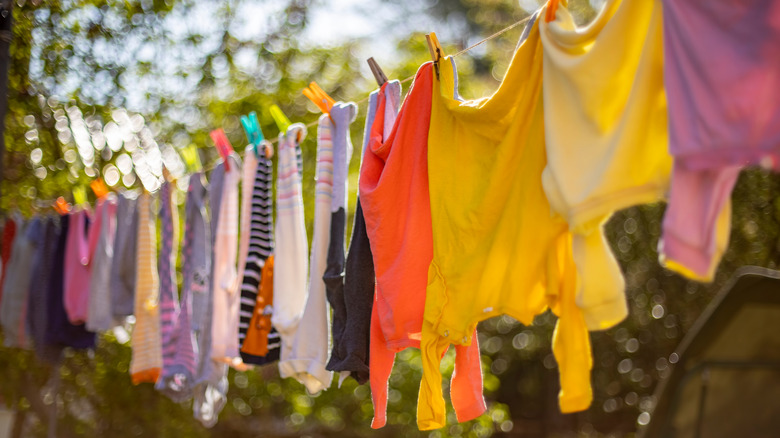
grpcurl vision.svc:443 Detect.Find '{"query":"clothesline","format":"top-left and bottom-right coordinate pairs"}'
top-left (262, 15), bottom-right (534, 146)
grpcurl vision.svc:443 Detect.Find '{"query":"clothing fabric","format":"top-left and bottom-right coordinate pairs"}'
top-left (328, 82), bottom-right (402, 384)
top-left (111, 192), bottom-right (139, 318)
top-left (63, 209), bottom-right (95, 324)
top-left (45, 214), bottom-right (96, 351)
top-left (272, 123), bottom-right (309, 370)
top-left (0, 216), bottom-right (37, 348)
top-left (241, 254), bottom-right (280, 362)
top-left (540, 0), bottom-right (670, 331)
top-left (193, 158), bottom-right (233, 428)
top-left (658, 0), bottom-right (780, 280)
top-left (279, 114), bottom-right (335, 394)
top-left (158, 174), bottom-right (207, 402)
top-left (27, 216), bottom-right (61, 362)
top-left (157, 181), bottom-right (182, 396)
top-left (130, 192), bottom-right (163, 384)
top-left (86, 195), bottom-right (118, 332)
top-left (359, 65), bottom-right (485, 429)
top-left (237, 142), bottom-right (279, 366)
top-left (0, 217), bottom-right (17, 307)
top-left (211, 153), bottom-right (242, 366)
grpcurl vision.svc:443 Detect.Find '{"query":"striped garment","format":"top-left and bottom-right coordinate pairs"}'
top-left (271, 123), bottom-right (309, 369)
top-left (156, 181), bottom-right (182, 397)
top-left (278, 114), bottom-right (334, 394)
top-left (130, 191), bottom-right (163, 384)
top-left (238, 142), bottom-right (280, 365)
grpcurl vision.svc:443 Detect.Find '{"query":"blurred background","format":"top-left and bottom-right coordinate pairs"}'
top-left (1, 0), bottom-right (780, 436)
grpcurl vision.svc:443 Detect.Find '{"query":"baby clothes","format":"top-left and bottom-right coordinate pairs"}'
top-left (0, 217), bottom-right (17, 306)
top-left (63, 209), bottom-right (95, 324)
top-left (272, 124), bottom-right (309, 371)
top-left (241, 254), bottom-right (280, 361)
top-left (111, 192), bottom-right (139, 319)
top-left (157, 174), bottom-right (207, 402)
top-left (659, 0), bottom-right (780, 280)
top-left (327, 83), bottom-right (401, 384)
top-left (0, 216), bottom-right (37, 348)
top-left (130, 191), bottom-right (163, 384)
top-left (156, 181), bottom-right (183, 397)
top-left (279, 114), bottom-right (335, 394)
top-left (27, 217), bottom-right (61, 362)
top-left (359, 66), bottom-right (485, 429)
top-left (540, 0), bottom-right (670, 330)
top-left (45, 214), bottom-right (95, 351)
top-left (211, 153), bottom-right (242, 366)
top-left (86, 195), bottom-right (118, 332)
top-left (238, 142), bottom-right (279, 366)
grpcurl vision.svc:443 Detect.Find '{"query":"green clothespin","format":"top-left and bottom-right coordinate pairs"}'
top-left (269, 104), bottom-right (291, 134)
top-left (73, 185), bottom-right (88, 207)
top-left (181, 144), bottom-right (203, 173)
top-left (241, 111), bottom-right (265, 158)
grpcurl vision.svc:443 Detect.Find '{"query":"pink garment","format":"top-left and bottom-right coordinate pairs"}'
top-left (660, 0), bottom-right (780, 279)
top-left (64, 208), bottom-right (98, 325)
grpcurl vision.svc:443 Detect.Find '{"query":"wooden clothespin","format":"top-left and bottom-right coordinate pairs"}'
top-left (269, 104), bottom-right (292, 134)
top-left (90, 178), bottom-right (110, 199)
top-left (545, 0), bottom-right (560, 22)
top-left (241, 111), bottom-right (267, 159)
top-left (53, 196), bottom-right (71, 215)
top-left (210, 128), bottom-right (234, 171)
top-left (367, 57), bottom-right (388, 87)
top-left (302, 82), bottom-right (335, 115)
top-left (425, 32), bottom-right (444, 80)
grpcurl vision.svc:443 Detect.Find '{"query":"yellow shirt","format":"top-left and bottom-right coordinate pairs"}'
top-left (420, 15), bottom-right (591, 428)
top-left (540, 0), bottom-right (671, 330)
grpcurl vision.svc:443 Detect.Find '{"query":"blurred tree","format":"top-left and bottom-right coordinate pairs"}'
top-left (2, 0), bottom-right (780, 437)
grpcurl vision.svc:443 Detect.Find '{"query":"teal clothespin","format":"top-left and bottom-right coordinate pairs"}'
top-left (240, 111), bottom-right (265, 158)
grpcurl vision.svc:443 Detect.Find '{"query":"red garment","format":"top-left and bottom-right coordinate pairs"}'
top-left (359, 63), bottom-right (485, 429)
top-left (0, 218), bottom-right (18, 307)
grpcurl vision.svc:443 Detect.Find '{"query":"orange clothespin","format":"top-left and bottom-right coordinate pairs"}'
top-left (425, 32), bottom-right (444, 80)
top-left (210, 128), bottom-right (235, 171)
top-left (53, 196), bottom-right (71, 215)
top-left (545, 0), bottom-right (560, 22)
top-left (90, 178), bottom-right (110, 199)
top-left (302, 82), bottom-right (335, 115)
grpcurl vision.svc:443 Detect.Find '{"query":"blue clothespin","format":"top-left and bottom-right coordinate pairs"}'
top-left (241, 111), bottom-right (265, 158)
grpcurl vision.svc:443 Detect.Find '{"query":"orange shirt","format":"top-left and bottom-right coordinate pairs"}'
top-left (359, 63), bottom-right (485, 429)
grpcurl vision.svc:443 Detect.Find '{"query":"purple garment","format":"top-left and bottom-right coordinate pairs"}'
top-left (44, 214), bottom-right (95, 350)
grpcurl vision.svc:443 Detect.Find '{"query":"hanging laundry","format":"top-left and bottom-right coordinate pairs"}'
top-left (241, 254), bottom-right (279, 361)
top-left (210, 152), bottom-right (242, 367)
top-left (110, 192), bottom-right (139, 319)
top-left (63, 208), bottom-right (96, 324)
top-left (0, 216), bottom-right (37, 348)
top-left (279, 113), bottom-right (337, 394)
top-left (157, 173), bottom-right (207, 402)
top-left (540, 0), bottom-right (670, 329)
top-left (44, 214), bottom-right (96, 351)
top-left (193, 157), bottom-right (235, 428)
top-left (0, 215), bottom-right (17, 307)
top-left (156, 181), bottom-right (185, 399)
top-left (359, 64), bottom-right (485, 430)
top-left (658, 0), bottom-right (780, 281)
top-left (86, 194), bottom-right (118, 332)
top-left (328, 83), bottom-right (400, 384)
top-left (271, 123), bottom-right (309, 377)
top-left (130, 191), bottom-right (163, 384)
top-left (26, 216), bottom-right (61, 362)
top-left (237, 141), bottom-right (280, 365)
top-left (321, 101), bottom-right (357, 385)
